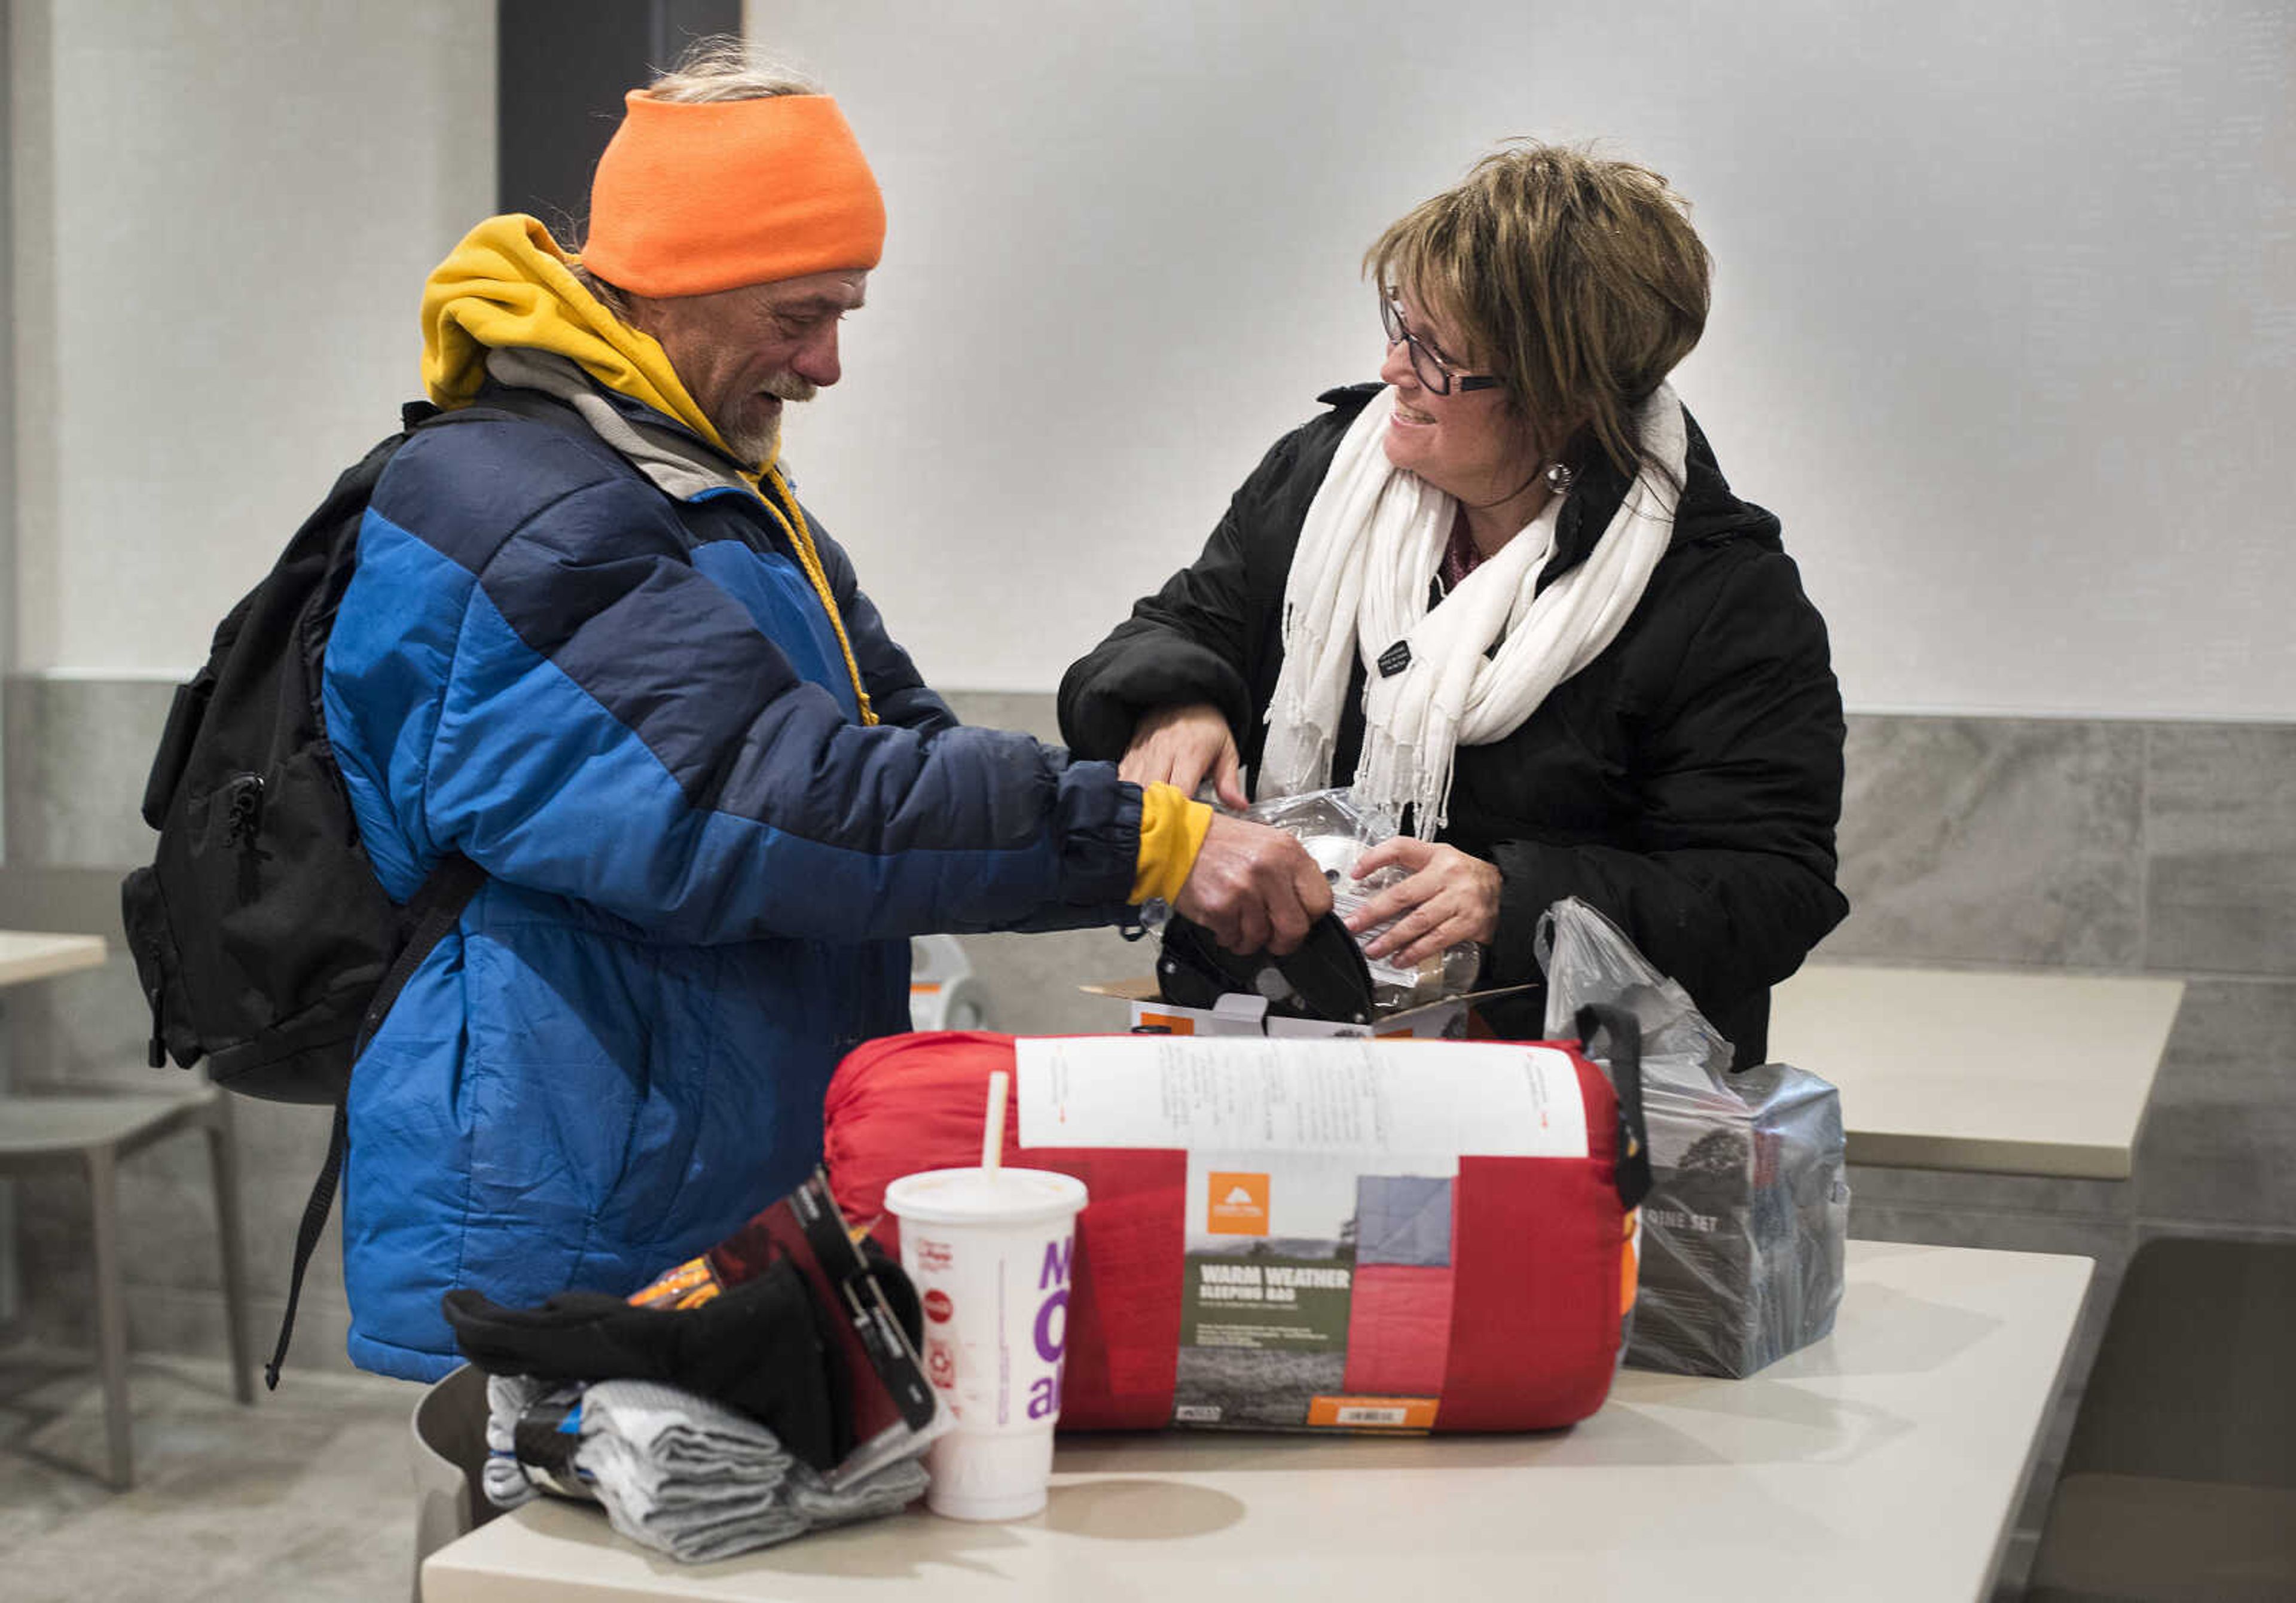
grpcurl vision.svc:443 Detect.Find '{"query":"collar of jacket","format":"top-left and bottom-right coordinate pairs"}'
top-left (1315, 381), bottom-right (1782, 595)
top-left (481, 347), bottom-right (765, 505)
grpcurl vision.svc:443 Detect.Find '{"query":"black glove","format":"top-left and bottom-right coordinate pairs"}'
top-left (1158, 909), bottom-right (1376, 1024)
top-left (441, 1257), bottom-right (839, 1471)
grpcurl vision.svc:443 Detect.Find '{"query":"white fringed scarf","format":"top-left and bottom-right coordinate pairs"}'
top-left (1259, 383), bottom-right (1687, 835)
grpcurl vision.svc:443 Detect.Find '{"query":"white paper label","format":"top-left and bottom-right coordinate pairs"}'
top-left (1013, 1036), bottom-right (1586, 1160)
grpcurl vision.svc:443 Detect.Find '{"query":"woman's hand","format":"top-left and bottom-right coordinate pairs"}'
top-left (1120, 703), bottom-right (1248, 809)
top-left (1344, 838), bottom-right (1502, 966)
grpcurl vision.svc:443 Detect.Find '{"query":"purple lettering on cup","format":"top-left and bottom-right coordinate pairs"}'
top-left (1033, 1288), bottom-right (1069, 1364)
top-left (1040, 1236), bottom-right (1073, 1290)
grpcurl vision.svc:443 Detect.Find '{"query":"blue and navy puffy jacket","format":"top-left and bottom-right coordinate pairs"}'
top-left (322, 383), bottom-right (1138, 1379)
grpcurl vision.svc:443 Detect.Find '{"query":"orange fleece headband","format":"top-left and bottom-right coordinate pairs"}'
top-left (582, 92), bottom-right (885, 297)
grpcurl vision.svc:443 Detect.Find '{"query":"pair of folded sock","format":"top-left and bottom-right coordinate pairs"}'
top-left (483, 1374), bottom-right (928, 1564)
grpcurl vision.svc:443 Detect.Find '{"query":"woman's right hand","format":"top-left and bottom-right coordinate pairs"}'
top-left (1121, 703), bottom-right (1249, 809)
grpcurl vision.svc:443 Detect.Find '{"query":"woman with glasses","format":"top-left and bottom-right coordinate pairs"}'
top-left (1058, 142), bottom-right (1847, 1062)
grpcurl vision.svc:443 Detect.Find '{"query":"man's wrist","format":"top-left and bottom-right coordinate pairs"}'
top-left (1129, 783), bottom-right (1214, 905)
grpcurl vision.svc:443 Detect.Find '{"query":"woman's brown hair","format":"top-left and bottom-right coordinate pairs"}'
top-left (1365, 141), bottom-right (1711, 481)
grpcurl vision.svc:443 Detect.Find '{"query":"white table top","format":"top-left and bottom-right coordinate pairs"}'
top-left (0, 930), bottom-right (107, 989)
top-left (423, 1241), bottom-right (2092, 1603)
top-left (1767, 962), bottom-right (2185, 1178)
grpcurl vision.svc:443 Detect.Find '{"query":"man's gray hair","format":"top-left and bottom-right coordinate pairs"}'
top-left (643, 35), bottom-right (820, 103)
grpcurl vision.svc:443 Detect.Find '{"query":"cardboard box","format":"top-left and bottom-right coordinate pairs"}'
top-left (1080, 978), bottom-right (1535, 1040)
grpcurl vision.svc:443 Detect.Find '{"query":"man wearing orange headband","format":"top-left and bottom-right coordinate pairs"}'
top-left (317, 41), bottom-right (1327, 1381)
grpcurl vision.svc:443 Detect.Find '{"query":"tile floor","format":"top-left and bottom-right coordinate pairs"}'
top-left (0, 1346), bottom-right (417, 1602)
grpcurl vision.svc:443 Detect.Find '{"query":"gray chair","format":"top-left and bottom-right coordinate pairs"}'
top-left (0, 1082), bottom-right (254, 1488)
top-left (2028, 1236), bottom-right (2296, 1602)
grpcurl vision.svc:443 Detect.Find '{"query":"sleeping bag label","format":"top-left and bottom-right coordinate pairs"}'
top-left (1173, 1149), bottom-right (1456, 1429)
top-left (1010, 1037), bottom-right (1589, 1433)
top-left (1012, 1037), bottom-right (1587, 1158)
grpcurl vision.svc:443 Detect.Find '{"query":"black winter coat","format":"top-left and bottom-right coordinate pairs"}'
top-left (1058, 385), bottom-right (1849, 1064)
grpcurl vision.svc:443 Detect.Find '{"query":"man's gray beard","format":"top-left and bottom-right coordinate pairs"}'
top-left (726, 380), bottom-right (814, 468)
top-left (724, 416), bottom-right (781, 469)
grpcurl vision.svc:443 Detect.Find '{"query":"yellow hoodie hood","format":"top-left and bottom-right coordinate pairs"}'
top-left (420, 214), bottom-right (745, 466)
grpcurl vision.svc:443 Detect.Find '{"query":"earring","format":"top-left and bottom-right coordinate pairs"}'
top-left (1544, 461), bottom-right (1576, 496)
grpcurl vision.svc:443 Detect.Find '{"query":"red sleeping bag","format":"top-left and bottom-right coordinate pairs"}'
top-left (825, 1030), bottom-right (1640, 1434)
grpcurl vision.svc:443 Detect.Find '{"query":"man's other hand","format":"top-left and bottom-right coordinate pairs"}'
top-left (1174, 813), bottom-right (1333, 955)
top-left (1120, 703), bottom-right (1248, 810)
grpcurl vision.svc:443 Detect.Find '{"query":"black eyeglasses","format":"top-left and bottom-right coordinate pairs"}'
top-left (1381, 296), bottom-right (1504, 395)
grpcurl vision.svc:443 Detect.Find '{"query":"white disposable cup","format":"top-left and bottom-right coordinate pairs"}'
top-left (883, 1165), bottom-right (1088, 1520)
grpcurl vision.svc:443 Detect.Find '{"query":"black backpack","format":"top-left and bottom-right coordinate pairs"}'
top-left (121, 400), bottom-right (499, 1385)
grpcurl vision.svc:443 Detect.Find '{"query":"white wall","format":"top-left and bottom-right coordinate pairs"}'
top-left (12, 2), bottom-right (2289, 721)
top-left (8, 0), bottom-right (494, 675)
top-left (762, 0), bottom-right (2295, 720)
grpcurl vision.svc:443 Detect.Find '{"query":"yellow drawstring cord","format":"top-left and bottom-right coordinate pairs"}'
top-left (750, 465), bottom-right (878, 726)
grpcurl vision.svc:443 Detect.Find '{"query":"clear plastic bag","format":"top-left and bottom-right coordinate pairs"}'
top-left (1239, 789), bottom-right (1480, 1012)
top-left (1537, 896), bottom-right (1849, 1378)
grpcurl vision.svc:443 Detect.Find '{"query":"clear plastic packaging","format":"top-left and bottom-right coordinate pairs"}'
top-left (1537, 897), bottom-right (1849, 1378)
top-left (1238, 789), bottom-right (1482, 1012)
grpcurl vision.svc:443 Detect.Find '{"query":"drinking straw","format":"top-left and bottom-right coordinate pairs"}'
top-left (982, 1069), bottom-right (1010, 1179)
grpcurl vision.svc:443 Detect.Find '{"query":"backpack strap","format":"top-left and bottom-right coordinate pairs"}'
top-left (358, 852), bottom-right (488, 1059)
top-left (264, 851), bottom-right (487, 1388)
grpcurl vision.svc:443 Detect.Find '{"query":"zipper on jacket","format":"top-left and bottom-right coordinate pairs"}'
top-left (224, 773), bottom-right (265, 903)
top-left (146, 978), bottom-right (168, 1068)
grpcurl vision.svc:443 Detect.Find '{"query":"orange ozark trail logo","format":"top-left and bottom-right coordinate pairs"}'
top-left (1207, 1171), bottom-right (1270, 1235)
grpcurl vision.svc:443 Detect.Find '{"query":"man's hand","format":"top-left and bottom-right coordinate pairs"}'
top-left (1344, 838), bottom-right (1502, 966)
top-left (1122, 703), bottom-right (1248, 809)
top-left (1174, 813), bottom-right (1334, 955)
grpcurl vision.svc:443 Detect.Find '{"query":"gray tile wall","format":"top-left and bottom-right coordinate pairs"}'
top-left (4, 685), bottom-right (2292, 1520)
top-left (1824, 717), bottom-right (2148, 968)
top-left (2145, 724), bottom-right (2296, 976)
